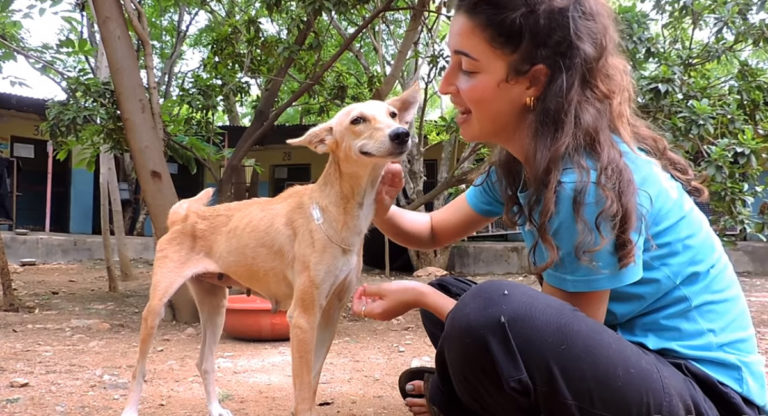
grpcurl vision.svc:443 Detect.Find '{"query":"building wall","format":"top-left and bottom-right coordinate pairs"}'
top-left (0, 115), bottom-right (454, 235)
top-left (237, 141), bottom-right (449, 198)
top-left (0, 108), bottom-right (46, 152)
top-left (246, 145), bottom-right (328, 197)
top-left (0, 108), bottom-right (91, 233)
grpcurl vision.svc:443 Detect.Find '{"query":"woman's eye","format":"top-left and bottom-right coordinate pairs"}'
top-left (389, 111), bottom-right (397, 119)
top-left (460, 68), bottom-right (477, 76)
top-left (351, 116), bottom-right (366, 125)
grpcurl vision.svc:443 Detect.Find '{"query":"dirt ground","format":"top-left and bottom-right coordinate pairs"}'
top-left (1, 261), bottom-right (767, 416)
top-left (0, 261), bottom-right (536, 416)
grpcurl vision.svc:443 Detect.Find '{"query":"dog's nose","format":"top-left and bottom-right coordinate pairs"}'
top-left (389, 127), bottom-right (410, 146)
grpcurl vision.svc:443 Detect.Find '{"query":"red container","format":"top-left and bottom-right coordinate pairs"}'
top-left (223, 295), bottom-right (290, 341)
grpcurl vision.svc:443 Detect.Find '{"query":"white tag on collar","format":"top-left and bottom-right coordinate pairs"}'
top-left (311, 203), bottom-right (323, 224)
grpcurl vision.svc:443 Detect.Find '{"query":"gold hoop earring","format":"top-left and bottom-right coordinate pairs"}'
top-left (525, 96), bottom-right (536, 111)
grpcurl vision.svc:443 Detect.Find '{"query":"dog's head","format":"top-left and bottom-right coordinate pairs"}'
top-left (286, 84), bottom-right (420, 161)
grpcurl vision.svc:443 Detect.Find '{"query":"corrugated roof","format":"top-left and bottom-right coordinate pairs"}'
top-left (0, 92), bottom-right (48, 116)
top-left (218, 124), bottom-right (314, 147)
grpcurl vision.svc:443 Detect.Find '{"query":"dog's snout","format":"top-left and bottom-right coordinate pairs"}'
top-left (389, 127), bottom-right (410, 145)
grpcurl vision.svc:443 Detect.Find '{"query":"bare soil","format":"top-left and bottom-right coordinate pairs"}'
top-left (1, 261), bottom-right (766, 416)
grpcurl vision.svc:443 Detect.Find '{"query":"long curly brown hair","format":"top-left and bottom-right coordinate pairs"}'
top-left (455, 0), bottom-right (707, 272)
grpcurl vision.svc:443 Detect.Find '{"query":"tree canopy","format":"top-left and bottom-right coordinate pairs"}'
top-left (2, 0), bottom-right (768, 239)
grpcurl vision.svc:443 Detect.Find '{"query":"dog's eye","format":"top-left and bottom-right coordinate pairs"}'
top-left (389, 111), bottom-right (397, 119)
top-left (350, 116), bottom-right (366, 125)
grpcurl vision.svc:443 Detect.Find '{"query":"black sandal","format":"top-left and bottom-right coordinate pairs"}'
top-left (398, 366), bottom-right (442, 416)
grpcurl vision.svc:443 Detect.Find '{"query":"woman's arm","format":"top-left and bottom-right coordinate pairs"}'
top-left (351, 281), bottom-right (457, 322)
top-left (374, 194), bottom-right (495, 250)
top-left (373, 163), bottom-right (494, 250)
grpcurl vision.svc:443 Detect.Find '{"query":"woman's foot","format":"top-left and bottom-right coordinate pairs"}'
top-left (403, 380), bottom-right (431, 415)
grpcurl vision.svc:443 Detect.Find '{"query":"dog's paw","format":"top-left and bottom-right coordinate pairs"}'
top-left (208, 403), bottom-right (233, 416)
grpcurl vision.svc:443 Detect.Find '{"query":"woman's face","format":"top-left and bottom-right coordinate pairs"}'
top-left (438, 12), bottom-right (531, 159)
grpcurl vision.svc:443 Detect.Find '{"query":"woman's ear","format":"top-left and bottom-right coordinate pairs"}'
top-left (525, 64), bottom-right (550, 97)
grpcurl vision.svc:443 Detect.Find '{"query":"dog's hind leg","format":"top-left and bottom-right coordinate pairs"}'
top-left (122, 244), bottom-right (210, 416)
top-left (187, 277), bottom-right (232, 416)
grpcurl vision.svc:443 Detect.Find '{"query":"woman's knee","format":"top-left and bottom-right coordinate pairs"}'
top-left (444, 280), bottom-right (570, 345)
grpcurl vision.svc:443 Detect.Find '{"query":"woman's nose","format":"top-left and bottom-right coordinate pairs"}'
top-left (438, 66), bottom-right (457, 95)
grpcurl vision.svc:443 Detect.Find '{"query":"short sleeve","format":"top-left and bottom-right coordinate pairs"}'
top-left (539, 169), bottom-right (645, 292)
top-left (465, 168), bottom-right (505, 218)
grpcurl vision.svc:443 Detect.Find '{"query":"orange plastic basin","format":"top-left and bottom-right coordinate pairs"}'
top-left (223, 295), bottom-right (290, 341)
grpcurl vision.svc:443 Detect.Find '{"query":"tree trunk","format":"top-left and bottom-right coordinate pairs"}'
top-left (133, 202), bottom-right (148, 236)
top-left (94, 34), bottom-right (133, 285)
top-left (105, 152), bottom-right (134, 281)
top-left (224, 91), bottom-right (242, 126)
top-left (93, 0), bottom-right (198, 323)
top-left (92, 0), bottom-right (178, 234)
top-left (408, 247), bottom-right (452, 271)
top-left (0, 232), bottom-right (19, 312)
top-left (99, 151), bottom-right (119, 292)
top-left (232, 164), bottom-right (247, 201)
top-left (247, 168), bottom-right (259, 199)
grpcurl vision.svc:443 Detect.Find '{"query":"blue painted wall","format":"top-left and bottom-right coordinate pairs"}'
top-left (258, 181), bottom-right (269, 197)
top-left (69, 167), bottom-right (93, 234)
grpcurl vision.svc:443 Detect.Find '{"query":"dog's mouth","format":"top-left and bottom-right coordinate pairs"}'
top-left (358, 144), bottom-right (409, 159)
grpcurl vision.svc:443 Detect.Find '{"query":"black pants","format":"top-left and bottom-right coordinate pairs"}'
top-left (419, 277), bottom-right (763, 416)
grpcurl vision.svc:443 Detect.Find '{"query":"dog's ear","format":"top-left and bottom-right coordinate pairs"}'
top-left (286, 124), bottom-right (332, 154)
top-left (386, 83), bottom-right (421, 127)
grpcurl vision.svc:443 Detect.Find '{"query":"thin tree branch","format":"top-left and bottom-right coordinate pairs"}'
top-left (329, 15), bottom-right (372, 74)
top-left (123, 0), bottom-right (164, 142)
top-left (166, 138), bottom-right (219, 181)
top-left (160, 7), bottom-right (201, 100)
top-left (373, 0), bottom-right (428, 100)
top-left (223, 0), bottom-right (396, 182)
top-left (0, 36), bottom-right (70, 83)
top-left (406, 162), bottom-right (486, 211)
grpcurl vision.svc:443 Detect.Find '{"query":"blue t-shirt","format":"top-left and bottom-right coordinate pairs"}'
top-left (465, 138), bottom-right (768, 410)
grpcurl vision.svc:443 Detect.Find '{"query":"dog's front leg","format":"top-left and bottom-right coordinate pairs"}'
top-left (288, 289), bottom-right (323, 416)
top-left (311, 277), bottom-right (356, 388)
top-left (288, 275), bottom-right (356, 416)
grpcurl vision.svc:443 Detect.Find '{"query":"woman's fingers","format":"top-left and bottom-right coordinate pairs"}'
top-left (352, 281), bottom-right (427, 321)
top-left (380, 162), bottom-right (404, 190)
top-left (352, 284), bottom-right (386, 318)
top-left (351, 285), bottom-right (367, 315)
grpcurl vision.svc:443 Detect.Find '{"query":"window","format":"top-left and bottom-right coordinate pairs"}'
top-left (271, 164), bottom-right (311, 196)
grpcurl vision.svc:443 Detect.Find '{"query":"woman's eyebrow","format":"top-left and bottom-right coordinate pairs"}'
top-left (453, 49), bottom-right (479, 61)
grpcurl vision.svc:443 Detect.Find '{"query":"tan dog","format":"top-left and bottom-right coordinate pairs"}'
top-left (121, 85), bottom-right (420, 416)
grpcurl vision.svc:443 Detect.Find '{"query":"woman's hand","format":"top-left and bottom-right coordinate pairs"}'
top-left (374, 162), bottom-right (405, 221)
top-left (351, 281), bottom-right (427, 321)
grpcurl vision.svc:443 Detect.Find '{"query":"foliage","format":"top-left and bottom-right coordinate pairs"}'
top-left (43, 74), bottom-right (125, 171)
top-left (616, 0), bottom-right (768, 239)
top-left (10, 0), bottom-right (768, 242)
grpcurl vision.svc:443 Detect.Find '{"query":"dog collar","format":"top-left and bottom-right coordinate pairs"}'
top-left (311, 203), bottom-right (353, 251)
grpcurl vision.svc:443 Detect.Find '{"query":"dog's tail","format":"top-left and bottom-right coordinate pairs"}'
top-left (167, 187), bottom-right (216, 229)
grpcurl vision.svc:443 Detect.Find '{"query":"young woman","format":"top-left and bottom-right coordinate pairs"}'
top-left (351, 0), bottom-right (768, 415)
